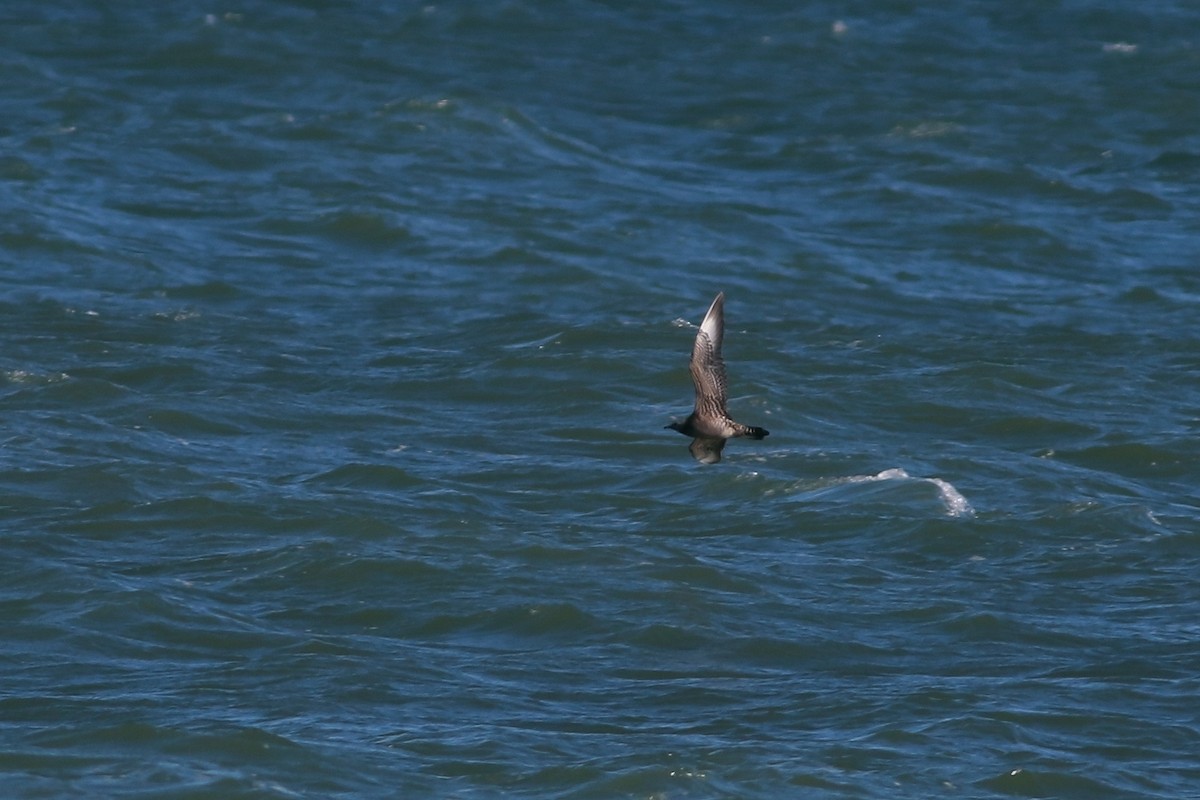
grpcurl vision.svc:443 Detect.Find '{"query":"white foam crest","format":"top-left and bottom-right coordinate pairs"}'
top-left (842, 468), bottom-right (975, 518)
top-left (926, 477), bottom-right (975, 518)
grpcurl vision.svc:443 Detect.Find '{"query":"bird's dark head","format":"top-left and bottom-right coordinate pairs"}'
top-left (666, 415), bottom-right (696, 436)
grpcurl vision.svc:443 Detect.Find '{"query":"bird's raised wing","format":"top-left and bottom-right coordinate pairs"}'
top-left (689, 292), bottom-right (728, 416)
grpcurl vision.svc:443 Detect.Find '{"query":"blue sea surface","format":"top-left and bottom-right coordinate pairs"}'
top-left (2, 2), bottom-right (1199, 798)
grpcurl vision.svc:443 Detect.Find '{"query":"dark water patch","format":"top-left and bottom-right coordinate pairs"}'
top-left (645, 561), bottom-right (767, 597)
top-left (302, 462), bottom-right (424, 494)
top-left (52, 495), bottom-right (310, 546)
top-left (1055, 441), bottom-right (1192, 481)
top-left (0, 155), bottom-right (39, 181)
top-left (0, 462), bottom-right (142, 508)
top-left (0, 214), bottom-right (108, 257)
top-left (21, 720), bottom-right (354, 798)
top-left (976, 414), bottom-right (1097, 447)
top-left (252, 208), bottom-right (414, 251)
top-left (1146, 149), bottom-right (1200, 178)
top-left (413, 602), bottom-right (600, 643)
top-left (155, 280), bottom-right (242, 302)
top-left (977, 765), bottom-right (1133, 799)
top-left (171, 134), bottom-right (285, 174)
top-left (139, 407), bottom-right (244, 438)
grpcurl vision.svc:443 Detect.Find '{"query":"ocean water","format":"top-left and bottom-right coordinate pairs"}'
top-left (2, 1), bottom-right (1199, 797)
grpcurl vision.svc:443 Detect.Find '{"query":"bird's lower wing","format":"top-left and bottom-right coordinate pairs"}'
top-left (688, 437), bottom-right (726, 464)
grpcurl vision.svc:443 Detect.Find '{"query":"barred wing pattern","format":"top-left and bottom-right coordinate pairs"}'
top-left (689, 292), bottom-right (728, 419)
top-left (666, 291), bottom-right (769, 462)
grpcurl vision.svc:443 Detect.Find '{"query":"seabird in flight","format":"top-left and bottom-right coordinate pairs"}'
top-left (666, 292), bottom-right (769, 463)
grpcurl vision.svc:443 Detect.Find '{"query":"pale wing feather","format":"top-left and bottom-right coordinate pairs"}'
top-left (689, 292), bottom-right (728, 416)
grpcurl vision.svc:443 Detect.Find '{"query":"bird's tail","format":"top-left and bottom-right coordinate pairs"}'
top-left (737, 425), bottom-right (769, 439)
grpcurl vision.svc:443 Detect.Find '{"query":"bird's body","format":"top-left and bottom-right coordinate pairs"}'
top-left (666, 292), bottom-right (768, 463)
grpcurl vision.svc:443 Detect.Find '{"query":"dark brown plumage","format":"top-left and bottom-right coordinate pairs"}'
top-left (666, 292), bottom-right (769, 463)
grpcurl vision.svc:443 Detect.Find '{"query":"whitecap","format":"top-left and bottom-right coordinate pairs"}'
top-left (842, 468), bottom-right (975, 518)
top-left (926, 476), bottom-right (975, 518)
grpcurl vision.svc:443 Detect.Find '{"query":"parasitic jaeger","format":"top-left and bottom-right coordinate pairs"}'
top-left (666, 292), bottom-right (769, 463)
